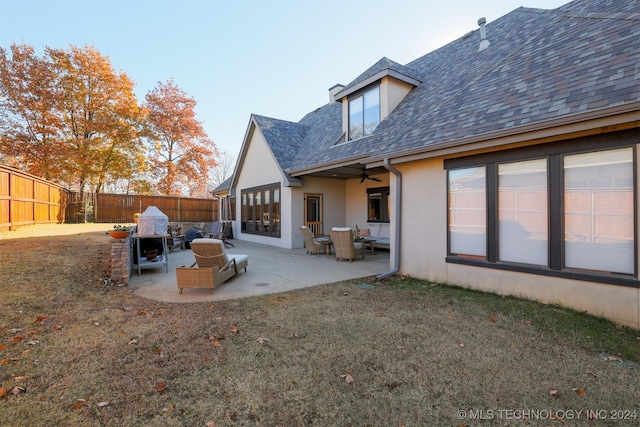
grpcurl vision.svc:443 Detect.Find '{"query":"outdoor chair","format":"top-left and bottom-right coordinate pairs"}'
top-left (330, 227), bottom-right (364, 262)
top-left (176, 238), bottom-right (248, 294)
top-left (300, 226), bottom-right (328, 256)
top-left (210, 221), bottom-right (223, 237)
top-left (209, 221), bottom-right (234, 247)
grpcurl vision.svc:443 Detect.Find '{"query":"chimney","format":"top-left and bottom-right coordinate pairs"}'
top-left (329, 84), bottom-right (345, 104)
top-left (478, 17), bottom-right (490, 51)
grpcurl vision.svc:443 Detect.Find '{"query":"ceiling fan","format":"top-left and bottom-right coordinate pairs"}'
top-left (359, 171), bottom-right (381, 183)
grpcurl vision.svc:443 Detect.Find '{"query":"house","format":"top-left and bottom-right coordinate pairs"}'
top-left (222, 0), bottom-right (640, 328)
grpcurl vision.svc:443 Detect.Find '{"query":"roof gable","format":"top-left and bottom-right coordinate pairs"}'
top-left (334, 57), bottom-right (422, 100)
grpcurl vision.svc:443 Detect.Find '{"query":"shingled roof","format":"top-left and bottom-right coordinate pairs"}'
top-left (249, 0), bottom-right (639, 178)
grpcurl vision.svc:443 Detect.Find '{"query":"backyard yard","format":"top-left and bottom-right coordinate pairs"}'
top-left (0, 225), bottom-right (639, 426)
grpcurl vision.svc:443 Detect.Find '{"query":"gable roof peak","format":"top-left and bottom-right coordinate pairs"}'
top-left (333, 56), bottom-right (422, 101)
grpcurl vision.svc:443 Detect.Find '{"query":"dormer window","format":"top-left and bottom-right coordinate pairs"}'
top-left (348, 86), bottom-right (380, 140)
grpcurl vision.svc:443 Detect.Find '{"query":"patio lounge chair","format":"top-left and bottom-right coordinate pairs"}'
top-left (300, 226), bottom-right (327, 256)
top-left (176, 238), bottom-right (248, 294)
top-left (330, 227), bottom-right (364, 262)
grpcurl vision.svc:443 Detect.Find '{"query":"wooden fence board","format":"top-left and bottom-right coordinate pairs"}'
top-left (0, 165), bottom-right (68, 230)
top-left (1, 165), bottom-right (217, 229)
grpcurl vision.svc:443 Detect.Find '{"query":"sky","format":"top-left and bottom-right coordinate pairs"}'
top-left (0, 0), bottom-right (570, 161)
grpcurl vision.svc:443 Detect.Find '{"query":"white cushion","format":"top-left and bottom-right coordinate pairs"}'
top-left (331, 227), bottom-right (352, 232)
top-left (228, 254), bottom-right (249, 264)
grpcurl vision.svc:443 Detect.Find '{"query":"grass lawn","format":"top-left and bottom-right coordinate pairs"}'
top-left (1, 229), bottom-right (639, 426)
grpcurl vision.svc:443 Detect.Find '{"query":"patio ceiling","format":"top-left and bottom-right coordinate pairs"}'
top-left (295, 164), bottom-right (388, 181)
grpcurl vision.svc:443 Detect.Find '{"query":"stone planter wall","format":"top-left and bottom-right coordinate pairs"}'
top-left (109, 235), bottom-right (132, 284)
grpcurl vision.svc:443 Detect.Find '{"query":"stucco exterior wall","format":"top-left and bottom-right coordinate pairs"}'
top-left (345, 174), bottom-right (391, 238)
top-left (234, 129), bottom-right (292, 249)
top-left (396, 158), bottom-right (640, 329)
top-left (301, 177), bottom-right (347, 230)
top-left (380, 77), bottom-right (414, 119)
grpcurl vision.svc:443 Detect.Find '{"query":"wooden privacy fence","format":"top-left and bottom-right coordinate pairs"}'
top-left (86, 193), bottom-right (217, 224)
top-left (0, 165), bottom-right (68, 231)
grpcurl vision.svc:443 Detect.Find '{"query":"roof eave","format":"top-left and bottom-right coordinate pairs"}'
top-left (366, 102), bottom-right (640, 166)
top-left (334, 69), bottom-right (422, 101)
top-left (287, 153), bottom-right (372, 177)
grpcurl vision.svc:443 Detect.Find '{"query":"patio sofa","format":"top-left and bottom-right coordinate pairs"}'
top-left (360, 224), bottom-right (390, 250)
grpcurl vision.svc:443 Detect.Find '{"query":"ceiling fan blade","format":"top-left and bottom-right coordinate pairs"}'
top-left (369, 176), bottom-right (382, 182)
top-left (360, 175), bottom-right (366, 183)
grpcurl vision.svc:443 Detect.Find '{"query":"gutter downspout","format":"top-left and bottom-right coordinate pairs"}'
top-left (377, 158), bottom-right (401, 280)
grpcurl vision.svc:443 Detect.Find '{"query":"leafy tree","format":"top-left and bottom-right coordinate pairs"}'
top-left (144, 79), bottom-right (217, 196)
top-left (0, 43), bottom-right (63, 180)
top-left (48, 44), bottom-right (145, 193)
top-left (0, 43), bottom-right (145, 193)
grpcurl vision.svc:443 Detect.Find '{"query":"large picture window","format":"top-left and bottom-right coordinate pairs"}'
top-left (349, 86), bottom-right (380, 140)
top-left (241, 183), bottom-right (280, 237)
top-left (564, 148), bottom-right (634, 275)
top-left (498, 159), bottom-right (548, 265)
top-left (448, 167), bottom-right (486, 257)
top-left (445, 131), bottom-right (638, 287)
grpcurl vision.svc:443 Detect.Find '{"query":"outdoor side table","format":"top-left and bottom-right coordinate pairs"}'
top-left (356, 237), bottom-right (376, 255)
top-left (314, 236), bottom-right (333, 258)
top-left (132, 233), bottom-right (170, 275)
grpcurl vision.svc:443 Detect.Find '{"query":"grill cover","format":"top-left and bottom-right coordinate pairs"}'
top-left (137, 206), bottom-right (168, 235)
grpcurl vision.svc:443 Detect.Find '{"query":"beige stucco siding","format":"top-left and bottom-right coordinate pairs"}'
top-left (293, 177), bottom-right (347, 248)
top-left (396, 157), bottom-right (640, 328)
top-left (380, 77), bottom-right (414, 119)
top-left (396, 159), bottom-right (449, 280)
top-left (235, 129), bottom-right (292, 248)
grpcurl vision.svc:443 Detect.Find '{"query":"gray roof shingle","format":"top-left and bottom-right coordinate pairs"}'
top-left (252, 0), bottom-right (639, 175)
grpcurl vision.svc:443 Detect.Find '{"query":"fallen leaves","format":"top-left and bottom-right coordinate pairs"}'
top-left (572, 387), bottom-right (587, 396)
top-left (72, 399), bottom-right (88, 409)
top-left (156, 381), bottom-right (168, 393)
top-left (10, 386), bottom-right (25, 395)
top-left (340, 372), bottom-right (354, 384)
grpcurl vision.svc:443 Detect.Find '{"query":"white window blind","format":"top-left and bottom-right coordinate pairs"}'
top-left (448, 167), bottom-right (486, 257)
top-left (564, 148), bottom-right (634, 274)
top-left (499, 159), bottom-right (548, 265)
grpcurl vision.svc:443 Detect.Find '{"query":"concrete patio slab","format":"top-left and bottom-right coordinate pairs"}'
top-left (128, 239), bottom-right (391, 303)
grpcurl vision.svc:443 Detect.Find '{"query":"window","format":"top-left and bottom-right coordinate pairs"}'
top-left (241, 183), bottom-right (280, 237)
top-left (564, 148), bottom-right (634, 275)
top-left (498, 159), bottom-right (548, 265)
top-left (367, 187), bottom-right (390, 223)
top-left (445, 131), bottom-right (638, 287)
top-left (448, 167), bottom-right (486, 257)
top-left (349, 86), bottom-right (380, 140)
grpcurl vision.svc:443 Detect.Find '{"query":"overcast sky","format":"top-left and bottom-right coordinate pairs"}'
top-left (1, 0), bottom-right (569, 161)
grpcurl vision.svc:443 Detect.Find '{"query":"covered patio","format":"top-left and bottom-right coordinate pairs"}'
top-left (128, 239), bottom-right (391, 303)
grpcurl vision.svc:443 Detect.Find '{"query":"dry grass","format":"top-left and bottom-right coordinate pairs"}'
top-left (1, 229), bottom-right (639, 426)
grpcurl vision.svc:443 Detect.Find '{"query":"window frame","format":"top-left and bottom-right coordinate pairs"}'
top-left (444, 129), bottom-right (639, 288)
top-left (348, 86), bottom-right (380, 141)
top-left (367, 186), bottom-right (390, 223)
top-left (241, 183), bottom-right (281, 237)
